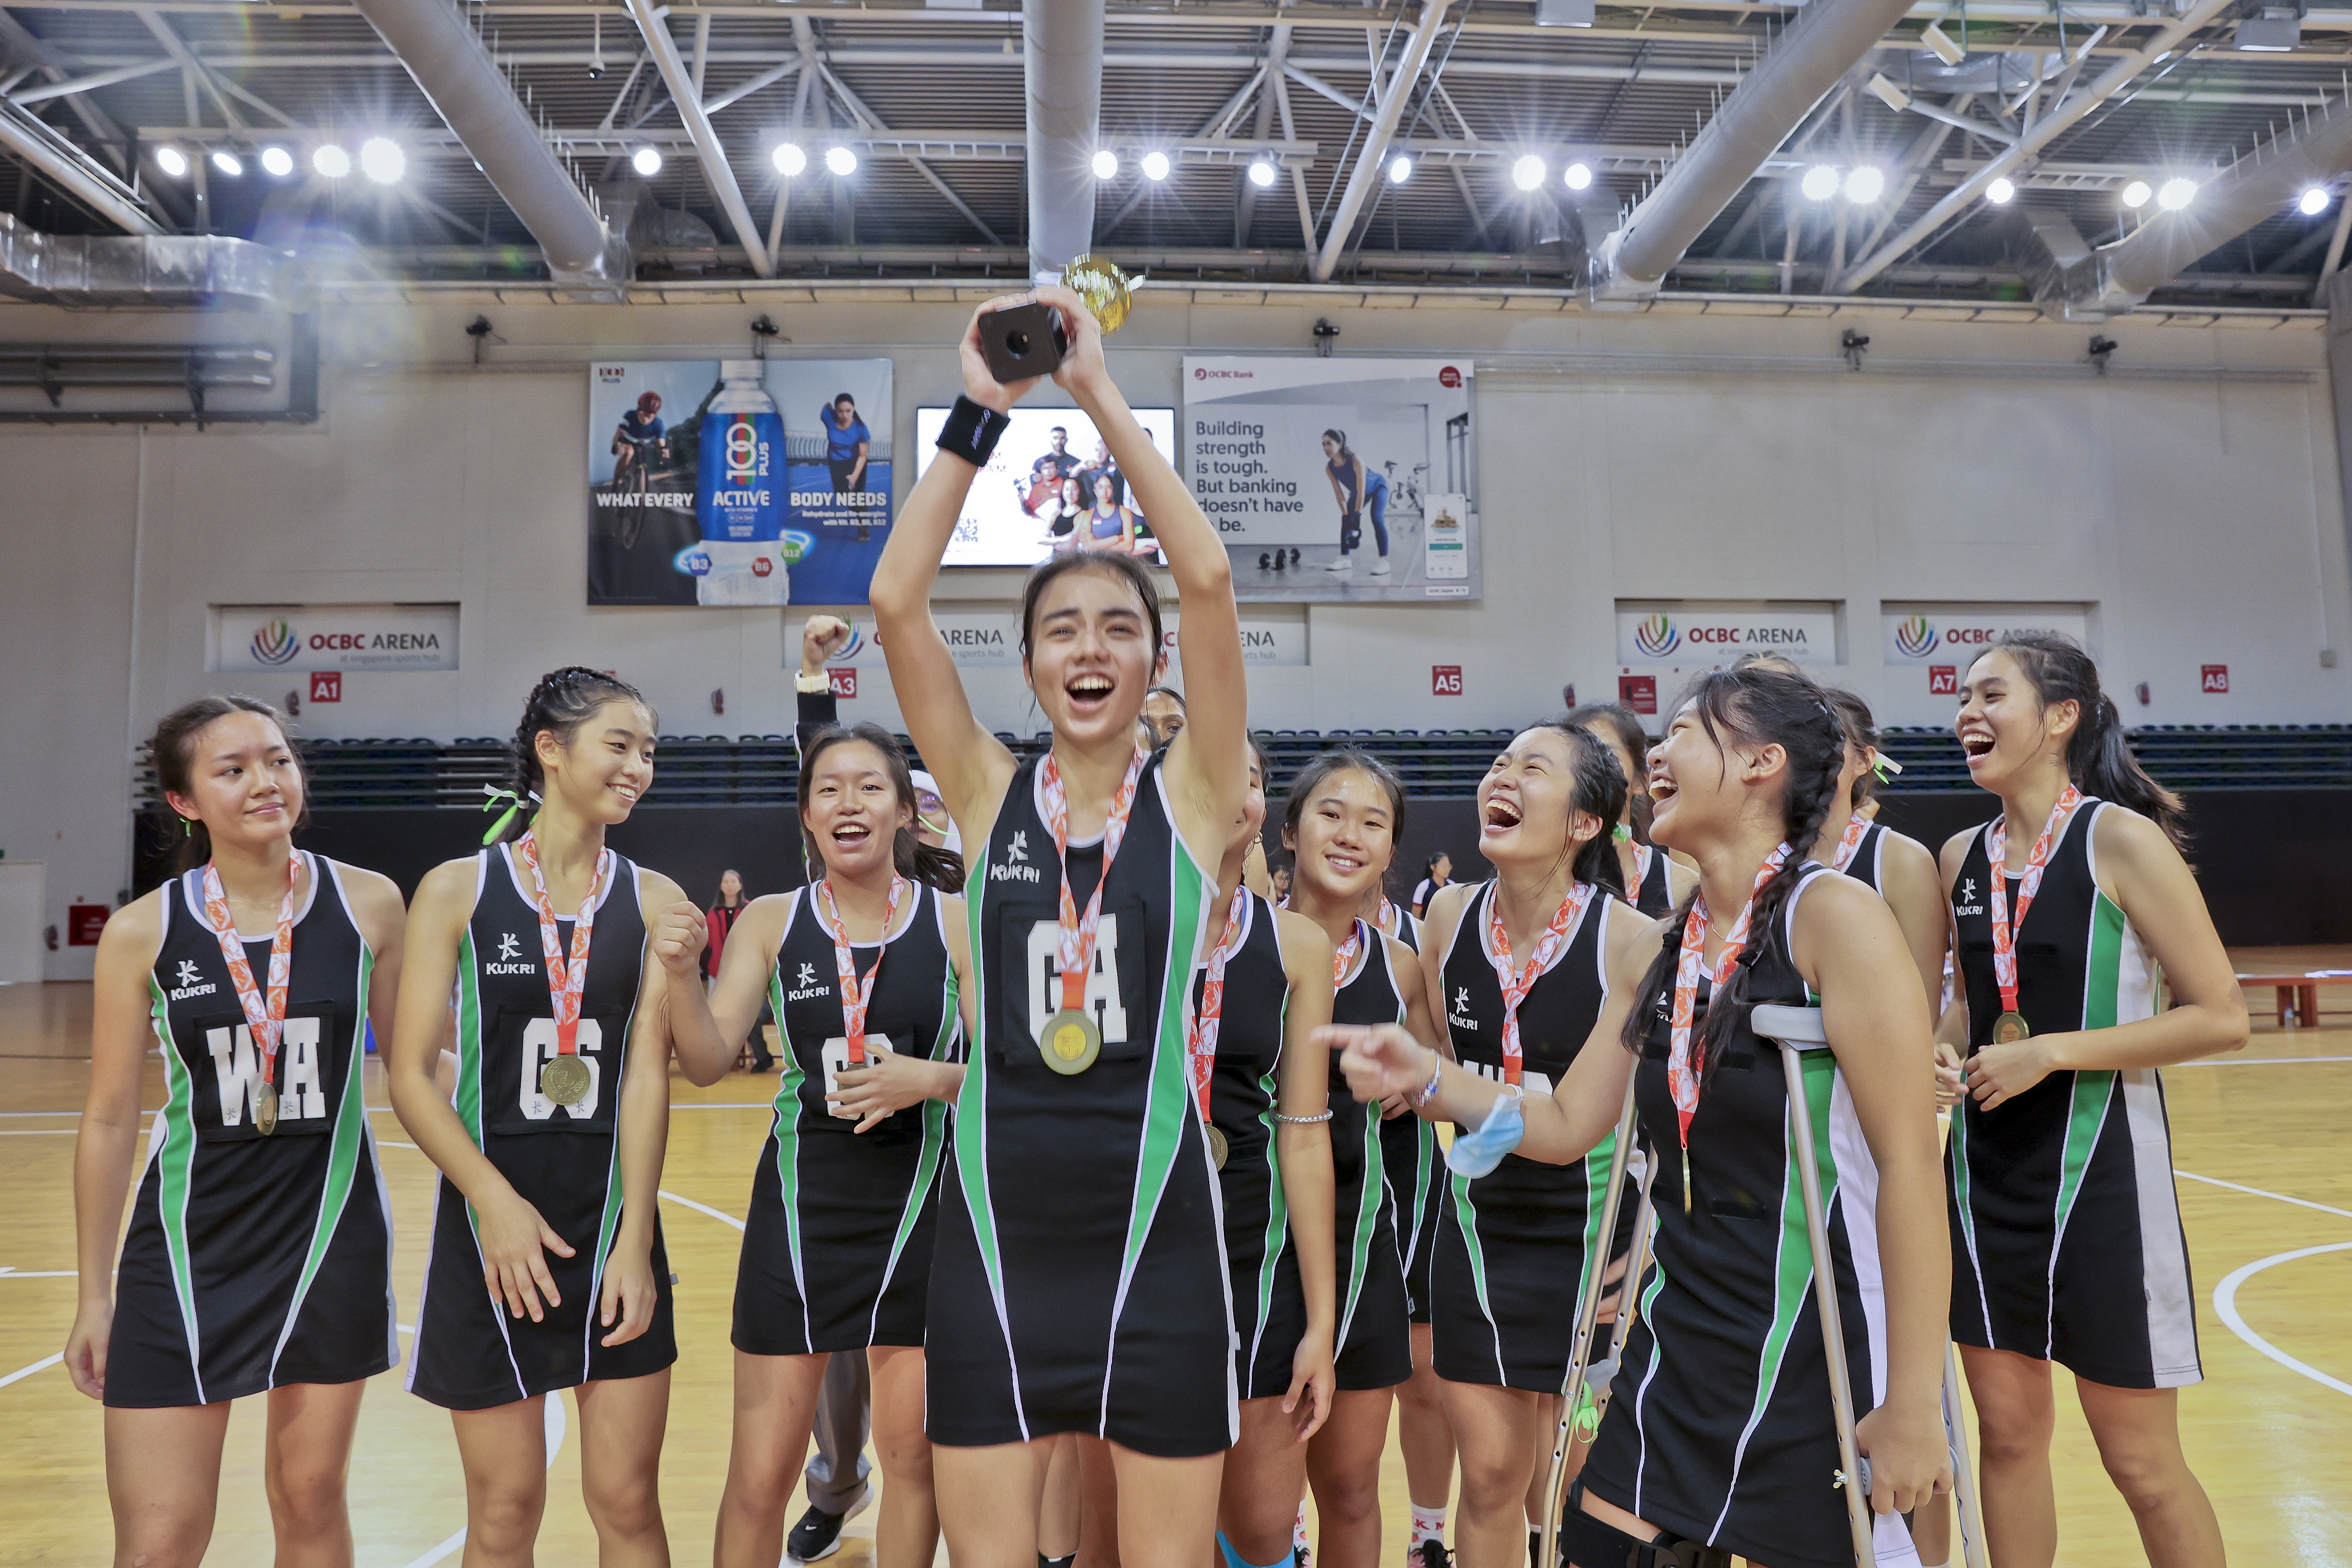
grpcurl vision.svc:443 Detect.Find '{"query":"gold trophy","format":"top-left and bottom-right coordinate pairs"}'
top-left (981, 256), bottom-right (1141, 382)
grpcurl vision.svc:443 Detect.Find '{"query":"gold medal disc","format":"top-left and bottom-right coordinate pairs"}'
top-left (541, 1053), bottom-right (593, 1106)
top-left (1206, 1122), bottom-right (1229, 1171)
top-left (1059, 255), bottom-right (1139, 334)
top-left (256, 1085), bottom-right (279, 1137)
top-left (1041, 1008), bottom-right (1102, 1075)
top-left (1992, 1011), bottom-right (2031, 1045)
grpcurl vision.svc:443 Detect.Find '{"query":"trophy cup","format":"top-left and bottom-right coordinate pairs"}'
top-left (980, 255), bottom-right (1139, 382)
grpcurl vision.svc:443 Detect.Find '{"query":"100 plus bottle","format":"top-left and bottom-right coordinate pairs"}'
top-left (694, 360), bottom-right (791, 605)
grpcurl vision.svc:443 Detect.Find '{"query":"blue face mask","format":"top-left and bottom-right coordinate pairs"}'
top-left (1445, 1085), bottom-right (1525, 1179)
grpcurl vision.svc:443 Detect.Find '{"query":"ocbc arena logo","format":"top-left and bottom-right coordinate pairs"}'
top-left (251, 619), bottom-right (299, 666)
top-left (1632, 613), bottom-right (1680, 659)
top-left (1894, 616), bottom-right (1939, 660)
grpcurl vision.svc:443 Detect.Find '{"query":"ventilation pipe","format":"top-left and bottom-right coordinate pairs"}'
top-left (0, 212), bottom-right (294, 305)
top-left (1024, 0), bottom-right (1105, 280)
top-left (349, 0), bottom-right (624, 288)
top-left (1587, 0), bottom-right (1916, 300)
top-left (0, 96), bottom-right (159, 235)
top-left (2041, 100), bottom-right (2352, 321)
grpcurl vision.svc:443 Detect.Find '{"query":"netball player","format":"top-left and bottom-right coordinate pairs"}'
top-left (1943, 635), bottom-right (2241, 1568)
top-left (390, 668), bottom-right (706, 1566)
top-left (1566, 703), bottom-right (1690, 918)
top-left (665, 723), bottom-right (976, 1568)
top-left (1413, 722), bottom-right (1646, 1568)
top-left (868, 285), bottom-right (1250, 1568)
top-left (1817, 691), bottom-right (1945, 1014)
top-left (1280, 750), bottom-right (1439, 1568)
top-left (1337, 663), bottom-right (1953, 1568)
top-left (67, 698), bottom-right (401, 1568)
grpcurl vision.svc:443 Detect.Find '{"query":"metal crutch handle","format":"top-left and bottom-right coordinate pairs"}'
top-left (1536, 1075), bottom-right (1645, 1568)
top-left (1751, 1004), bottom-right (1878, 1568)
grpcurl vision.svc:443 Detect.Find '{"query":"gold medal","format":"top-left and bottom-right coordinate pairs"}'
top-left (256, 1085), bottom-right (279, 1137)
top-left (1206, 1122), bottom-right (1229, 1171)
top-left (1060, 255), bottom-right (1139, 333)
top-left (1681, 1147), bottom-right (1692, 1214)
top-left (1993, 1011), bottom-right (2031, 1045)
top-left (541, 1053), bottom-right (593, 1106)
top-left (1041, 1008), bottom-right (1102, 1075)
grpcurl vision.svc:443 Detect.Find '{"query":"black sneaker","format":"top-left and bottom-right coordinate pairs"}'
top-left (1410, 1541), bottom-right (1453, 1568)
top-left (786, 1502), bottom-right (851, 1562)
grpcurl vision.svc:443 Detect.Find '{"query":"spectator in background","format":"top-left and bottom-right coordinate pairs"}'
top-left (1268, 857), bottom-right (1293, 906)
top-left (707, 869), bottom-right (771, 1071)
top-left (1143, 685), bottom-right (1187, 748)
top-left (1410, 851), bottom-right (1451, 918)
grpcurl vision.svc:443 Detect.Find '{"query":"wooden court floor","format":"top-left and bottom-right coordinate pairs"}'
top-left (2, 975), bottom-right (2347, 1566)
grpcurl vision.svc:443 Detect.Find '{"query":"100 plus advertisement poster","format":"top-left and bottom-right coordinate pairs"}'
top-left (1181, 356), bottom-right (1479, 602)
top-left (587, 358), bottom-right (895, 607)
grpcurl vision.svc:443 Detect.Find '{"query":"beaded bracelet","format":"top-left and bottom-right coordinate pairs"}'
top-left (1272, 1109), bottom-right (1333, 1125)
top-left (1410, 1049), bottom-right (1445, 1109)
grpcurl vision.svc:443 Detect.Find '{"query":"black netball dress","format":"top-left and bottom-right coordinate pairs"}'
top-left (1632, 843), bottom-right (1676, 919)
top-left (108, 855), bottom-right (396, 1408)
top-left (926, 750), bottom-right (1234, 1458)
top-left (1326, 923), bottom-right (1413, 1392)
top-left (1581, 863), bottom-right (1920, 1568)
top-left (1373, 902), bottom-right (1444, 1329)
top-left (1430, 881), bottom-right (1633, 1391)
top-left (1833, 820), bottom-right (1889, 890)
top-left (408, 844), bottom-right (677, 1410)
top-left (1947, 798), bottom-right (2200, 1389)
top-left (734, 883), bottom-right (961, 1356)
top-left (1197, 889), bottom-right (1309, 1398)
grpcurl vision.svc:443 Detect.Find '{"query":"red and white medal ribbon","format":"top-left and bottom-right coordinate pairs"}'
top-left (1667, 845), bottom-right (1792, 1150)
top-left (816, 874), bottom-right (907, 1064)
top-left (1039, 746), bottom-right (1148, 1019)
top-left (1187, 887), bottom-right (1250, 1124)
top-left (1985, 785), bottom-right (2084, 1016)
top-left (1331, 918), bottom-right (1367, 988)
top-left (1633, 842), bottom-right (1656, 896)
top-left (1828, 810), bottom-right (1870, 871)
top-left (1485, 883), bottom-right (1594, 1086)
top-left (200, 850), bottom-right (303, 1098)
top-left (514, 832), bottom-right (611, 1066)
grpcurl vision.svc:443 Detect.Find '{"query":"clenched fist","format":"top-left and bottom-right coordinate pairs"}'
top-left (650, 899), bottom-right (708, 976)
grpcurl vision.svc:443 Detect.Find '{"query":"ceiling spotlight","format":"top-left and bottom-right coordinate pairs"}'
top-left (2120, 179), bottom-right (2151, 209)
top-left (1141, 150), bottom-right (1170, 181)
top-left (1843, 165), bottom-right (1885, 203)
top-left (155, 145), bottom-right (188, 178)
top-left (772, 142), bottom-right (806, 176)
top-left (2157, 176), bottom-right (2196, 212)
top-left (2301, 185), bottom-right (2331, 216)
top-left (825, 144), bottom-right (857, 176)
top-left (1563, 161), bottom-right (1594, 191)
top-left (1986, 176), bottom-right (2016, 205)
top-left (259, 145), bottom-right (294, 178)
top-left (1091, 149), bottom-right (1118, 179)
top-left (210, 149), bottom-right (243, 178)
top-left (312, 143), bottom-right (350, 178)
top-left (359, 137), bottom-right (404, 184)
top-left (1247, 158), bottom-right (1277, 188)
top-left (1511, 154), bottom-right (1546, 191)
top-left (1388, 154), bottom-right (1414, 184)
top-left (631, 146), bottom-right (663, 177)
top-left (1801, 164), bottom-right (1841, 201)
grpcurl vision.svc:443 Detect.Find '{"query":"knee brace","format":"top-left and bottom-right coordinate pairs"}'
top-left (1556, 1485), bottom-right (1732, 1568)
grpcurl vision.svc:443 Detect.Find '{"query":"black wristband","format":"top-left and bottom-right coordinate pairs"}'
top-left (936, 395), bottom-right (1011, 468)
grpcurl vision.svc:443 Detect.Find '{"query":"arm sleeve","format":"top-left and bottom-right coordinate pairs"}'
top-left (794, 687), bottom-right (840, 760)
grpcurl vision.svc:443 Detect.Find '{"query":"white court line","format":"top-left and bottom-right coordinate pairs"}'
top-left (2213, 1243), bottom-right (2352, 1400)
top-left (2176, 1055), bottom-right (2352, 1067)
top-left (658, 1190), bottom-right (748, 1231)
top-left (0, 1353), bottom-right (62, 1390)
top-left (2175, 1169), bottom-right (2352, 1222)
top-left (0, 1268), bottom-right (76, 1278)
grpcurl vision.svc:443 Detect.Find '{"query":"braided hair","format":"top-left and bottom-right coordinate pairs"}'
top-left (799, 722), bottom-right (965, 893)
top-left (1976, 632), bottom-right (2186, 849)
top-left (1617, 664), bottom-right (1847, 1082)
top-left (493, 667), bottom-right (655, 842)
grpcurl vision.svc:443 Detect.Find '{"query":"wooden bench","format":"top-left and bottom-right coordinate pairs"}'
top-left (2235, 971), bottom-right (2352, 1028)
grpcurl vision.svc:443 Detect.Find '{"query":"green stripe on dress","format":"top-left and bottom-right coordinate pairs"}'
top-left (150, 975), bottom-right (204, 1393)
top-left (768, 963), bottom-right (809, 1316)
top-left (1739, 1050), bottom-right (1839, 1444)
top-left (1115, 843), bottom-right (1210, 1302)
top-left (282, 942), bottom-right (372, 1350)
top-left (952, 856), bottom-right (1008, 1324)
top-left (874, 961), bottom-right (961, 1305)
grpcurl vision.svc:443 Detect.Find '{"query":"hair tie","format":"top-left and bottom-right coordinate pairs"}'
top-left (1872, 750), bottom-right (1902, 783)
top-left (480, 784), bottom-right (541, 845)
top-left (1612, 823), bottom-right (1633, 843)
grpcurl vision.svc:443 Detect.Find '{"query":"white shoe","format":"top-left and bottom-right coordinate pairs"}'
top-left (1369, 556), bottom-right (1392, 577)
top-left (1323, 554), bottom-right (1354, 572)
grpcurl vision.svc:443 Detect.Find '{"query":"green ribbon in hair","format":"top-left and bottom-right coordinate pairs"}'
top-left (480, 785), bottom-right (538, 845)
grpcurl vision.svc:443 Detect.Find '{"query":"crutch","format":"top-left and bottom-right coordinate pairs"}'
top-left (1536, 1076), bottom-right (1657, 1568)
top-left (1752, 1005), bottom-right (1989, 1568)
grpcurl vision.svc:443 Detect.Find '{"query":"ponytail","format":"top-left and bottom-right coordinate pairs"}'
top-left (1617, 665), bottom-right (1845, 1081)
top-left (1983, 633), bottom-right (2186, 848)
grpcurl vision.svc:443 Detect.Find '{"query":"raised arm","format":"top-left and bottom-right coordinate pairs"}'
top-left (867, 303), bottom-right (1035, 837)
top-left (64, 895), bottom-right (165, 1399)
top-left (1040, 284), bottom-right (1246, 853)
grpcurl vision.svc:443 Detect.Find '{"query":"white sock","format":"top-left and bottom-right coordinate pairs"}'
top-left (1409, 1505), bottom-right (1447, 1545)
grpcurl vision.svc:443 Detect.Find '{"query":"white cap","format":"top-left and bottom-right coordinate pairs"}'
top-left (907, 768), bottom-right (961, 856)
top-left (719, 359), bottom-right (763, 381)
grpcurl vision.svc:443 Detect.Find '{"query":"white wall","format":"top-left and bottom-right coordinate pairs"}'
top-left (3, 290), bottom-right (2346, 975)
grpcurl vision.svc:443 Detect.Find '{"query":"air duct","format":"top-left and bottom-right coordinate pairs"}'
top-left (0, 96), bottom-right (159, 235)
top-left (1024, 0), bottom-right (1105, 279)
top-left (1588, 0), bottom-right (1916, 300)
top-left (348, 0), bottom-right (624, 289)
top-left (0, 212), bottom-right (293, 306)
top-left (2041, 99), bottom-right (2352, 321)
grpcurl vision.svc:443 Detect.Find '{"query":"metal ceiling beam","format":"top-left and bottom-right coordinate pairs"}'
top-left (624, 0), bottom-right (771, 276)
top-left (794, 29), bottom-right (1005, 247)
top-left (0, 93), bottom-right (158, 230)
top-left (1311, 0), bottom-right (1452, 282)
top-left (1838, 0), bottom-right (2238, 292)
top-left (1591, 0), bottom-right (1919, 299)
top-left (0, 8), bottom-right (138, 175)
top-left (8, 56), bottom-right (173, 104)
